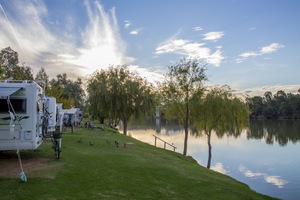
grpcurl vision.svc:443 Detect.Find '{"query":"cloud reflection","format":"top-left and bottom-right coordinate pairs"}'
top-left (211, 162), bottom-right (227, 174)
top-left (239, 164), bottom-right (288, 188)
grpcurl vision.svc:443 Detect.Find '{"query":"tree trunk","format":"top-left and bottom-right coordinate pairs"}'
top-left (123, 118), bottom-right (128, 135)
top-left (206, 131), bottom-right (212, 169)
top-left (183, 126), bottom-right (188, 156)
top-left (183, 92), bottom-right (189, 156)
top-left (99, 117), bottom-right (104, 124)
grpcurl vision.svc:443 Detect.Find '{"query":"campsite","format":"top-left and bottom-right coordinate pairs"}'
top-left (0, 124), bottom-right (276, 200)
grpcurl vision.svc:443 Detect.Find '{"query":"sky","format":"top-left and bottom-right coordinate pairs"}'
top-left (0, 0), bottom-right (299, 97)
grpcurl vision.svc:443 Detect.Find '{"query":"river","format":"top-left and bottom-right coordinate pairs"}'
top-left (127, 120), bottom-right (300, 200)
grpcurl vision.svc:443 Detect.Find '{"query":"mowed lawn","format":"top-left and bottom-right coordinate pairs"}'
top-left (0, 127), bottom-right (277, 200)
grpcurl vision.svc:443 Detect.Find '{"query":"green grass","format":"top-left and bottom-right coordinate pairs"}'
top-left (0, 127), bottom-right (277, 200)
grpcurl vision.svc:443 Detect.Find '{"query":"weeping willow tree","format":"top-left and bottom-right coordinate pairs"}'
top-left (193, 85), bottom-right (250, 168)
top-left (87, 66), bottom-right (156, 135)
top-left (159, 58), bottom-right (207, 156)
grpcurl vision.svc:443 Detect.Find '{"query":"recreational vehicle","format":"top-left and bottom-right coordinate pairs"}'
top-left (0, 80), bottom-right (45, 151)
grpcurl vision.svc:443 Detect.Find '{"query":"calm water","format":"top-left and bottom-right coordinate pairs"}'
top-left (127, 120), bottom-right (300, 200)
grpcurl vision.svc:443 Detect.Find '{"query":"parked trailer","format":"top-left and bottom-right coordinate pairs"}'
top-left (0, 80), bottom-right (45, 151)
top-left (44, 96), bottom-right (57, 133)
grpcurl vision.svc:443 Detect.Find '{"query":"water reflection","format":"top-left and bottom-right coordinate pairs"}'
top-left (239, 164), bottom-right (288, 188)
top-left (247, 120), bottom-right (300, 146)
top-left (210, 162), bottom-right (227, 174)
top-left (128, 120), bottom-right (300, 200)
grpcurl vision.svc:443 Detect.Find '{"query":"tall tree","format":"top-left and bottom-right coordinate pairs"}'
top-left (0, 47), bottom-right (33, 80)
top-left (87, 66), bottom-right (156, 135)
top-left (160, 58), bottom-right (207, 156)
top-left (50, 73), bottom-right (85, 110)
top-left (193, 86), bottom-right (250, 168)
top-left (87, 69), bottom-right (110, 123)
top-left (0, 47), bottom-right (19, 76)
top-left (35, 67), bottom-right (50, 93)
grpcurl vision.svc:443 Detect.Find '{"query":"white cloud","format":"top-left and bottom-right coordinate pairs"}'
top-left (260, 43), bottom-right (284, 54)
top-left (130, 28), bottom-right (143, 35)
top-left (193, 26), bottom-right (203, 31)
top-left (203, 31), bottom-right (224, 41)
top-left (128, 65), bottom-right (164, 84)
top-left (62, 0), bottom-right (132, 75)
top-left (237, 43), bottom-right (284, 63)
top-left (124, 20), bottom-right (131, 29)
top-left (207, 49), bottom-right (224, 66)
top-left (239, 52), bottom-right (258, 58)
top-left (0, 1), bottom-right (135, 78)
top-left (155, 39), bottom-right (224, 67)
top-left (230, 84), bottom-right (300, 98)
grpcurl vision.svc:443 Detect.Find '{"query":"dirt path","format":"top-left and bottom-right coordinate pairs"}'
top-left (0, 152), bottom-right (62, 179)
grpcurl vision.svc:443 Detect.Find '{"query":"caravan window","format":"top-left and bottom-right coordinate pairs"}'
top-left (0, 98), bottom-right (27, 113)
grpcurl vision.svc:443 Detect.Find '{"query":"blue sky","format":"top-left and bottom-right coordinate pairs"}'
top-left (0, 0), bottom-right (299, 96)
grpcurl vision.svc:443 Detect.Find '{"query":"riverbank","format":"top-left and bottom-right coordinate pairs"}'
top-left (0, 127), bottom-right (276, 199)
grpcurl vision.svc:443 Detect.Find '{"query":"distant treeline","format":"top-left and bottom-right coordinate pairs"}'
top-left (246, 90), bottom-right (300, 120)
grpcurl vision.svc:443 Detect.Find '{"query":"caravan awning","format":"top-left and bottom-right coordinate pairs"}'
top-left (0, 87), bottom-right (23, 97)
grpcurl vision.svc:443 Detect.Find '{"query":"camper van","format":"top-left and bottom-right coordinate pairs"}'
top-left (0, 80), bottom-right (46, 151)
top-left (44, 96), bottom-right (57, 133)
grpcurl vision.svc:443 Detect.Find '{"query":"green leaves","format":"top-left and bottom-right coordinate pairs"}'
top-left (87, 66), bottom-right (156, 135)
top-left (160, 58), bottom-right (207, 155)
top-left (193, 86), bottom-right (250, 137)
top-left (0, 47), bottom-right (33, 80)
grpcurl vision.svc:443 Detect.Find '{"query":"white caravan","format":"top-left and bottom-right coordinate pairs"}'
top-left (0, 80), bottom-right (62, 151)
top-left (44, 96), bottom-right (57, 133)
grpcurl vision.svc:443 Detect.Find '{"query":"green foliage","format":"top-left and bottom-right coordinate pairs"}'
top-left (159, 58), bottom-right (207, 155)
top-left (50, 73), bottom-right (85, 110)
top-left (0, 47), bottom-right (33, 80)
top-left (35, 67), bottom-right (50, 93)
top-left (195, 86), bottom-right (250, 134)
top-left (192, 85), bottom-right (250, 168)
top-left (87, 66), bottom-right (156, 135)
top-left (247, 90), bottom-right (300, 119)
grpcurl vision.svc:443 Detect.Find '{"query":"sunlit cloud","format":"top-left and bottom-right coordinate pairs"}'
top-left (62, 0), bottom-right (130, 75)
top-left (239, 164), bottom-right (288, 188)
top-left (0, 1), bottom-right (59, 69)
top-left (155, 39), bottom-right (224, 66)
top-left (234, 84), bottom-right (300, 97)
top-left (203, 31), bottom-right (224, 41)
top-left (0, 1), bottom-right (134, 79)
top-left (128, 65), bottom-right (164, 84)
top-left (236, 43), bottom-right (284, 63)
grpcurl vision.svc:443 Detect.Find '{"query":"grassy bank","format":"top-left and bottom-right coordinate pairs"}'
top-left (0, 127), bottom-right (277, 200)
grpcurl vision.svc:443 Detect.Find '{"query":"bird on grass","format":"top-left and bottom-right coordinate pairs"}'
top-left (89, 141), bottom-right (93, 146)
top-left (115, 141), bottom-right (119, 148)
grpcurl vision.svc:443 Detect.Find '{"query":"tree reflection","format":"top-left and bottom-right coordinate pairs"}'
top-left (247, 120), bottom-right (300, 146)
top-left (192, 86), bottom-right (250, 168)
